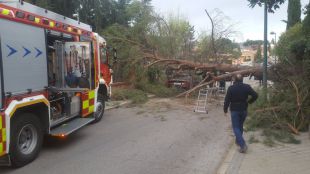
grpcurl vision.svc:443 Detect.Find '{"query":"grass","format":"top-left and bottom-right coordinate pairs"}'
top-left (112, 88), bottom-right (148, 104)
top-left (248, 135), bottom-right (260, 144)
top-left (136, 82), bottom-right (179, 98)
top-left (263, 137), bottom-right (276, 147)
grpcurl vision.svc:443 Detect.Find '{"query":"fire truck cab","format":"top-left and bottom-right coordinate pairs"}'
top-left (0, 1), bottom-right (114, 167)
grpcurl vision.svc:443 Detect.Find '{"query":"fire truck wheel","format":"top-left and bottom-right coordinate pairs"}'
top-left (93, 94), bottom-right (105, 123)
top-left (10, 113), bottom-right (43, 167)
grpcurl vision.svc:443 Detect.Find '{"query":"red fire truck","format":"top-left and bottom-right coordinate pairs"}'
top-left (0, 1), bottom-right (115, 167)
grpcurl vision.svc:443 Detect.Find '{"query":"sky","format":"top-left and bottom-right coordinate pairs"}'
top-left (151, 0), bottom-right (309, 42)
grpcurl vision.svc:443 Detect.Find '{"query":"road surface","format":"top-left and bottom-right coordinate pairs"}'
top-left (1, 98), bottom-right (232, 174)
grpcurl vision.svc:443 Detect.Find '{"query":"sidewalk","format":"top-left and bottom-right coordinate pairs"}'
top-left (218, 132), bottom-right (310, 174)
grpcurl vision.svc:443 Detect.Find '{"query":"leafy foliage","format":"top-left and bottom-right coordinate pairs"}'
top-left (276, 24), bottom-right (307, 63)
top-left (197, 33), bottom-right (241, 62)
top-left (243, 40), bottom-right (264, 46)
top-left (287, 0), bottom-right (301, 30)
top-left (254, 45), bottom-right (263, 63)
top-left (247, 0), bottom-right (286, 12)
top-left (112, 88), bottom-right (148, 104)
top-left (303, 3), bottom-right (310, 35)
top-left (24, 0), bottom-right (132, 32)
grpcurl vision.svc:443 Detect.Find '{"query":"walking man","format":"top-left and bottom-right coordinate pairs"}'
top-left (224, 74), bottom-right (258, 153)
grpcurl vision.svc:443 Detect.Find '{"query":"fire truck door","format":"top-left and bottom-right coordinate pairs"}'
top-left (0, 18), bottom-right (48, 94)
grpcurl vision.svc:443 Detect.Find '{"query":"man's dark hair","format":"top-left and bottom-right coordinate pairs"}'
top-left (234, 74), bottom-right (243, 82)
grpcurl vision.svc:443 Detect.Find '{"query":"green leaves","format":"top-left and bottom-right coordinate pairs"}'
top-left (197, 34), bottom-right (241, 62)
top-left (276, 23), bottom-right (305, 62)
top-left (247, 0), bottom-right (286, 12)
top-left (287, 0), bottom-right (301, 30)
top-left (254, 45), bottom-right (263, 63)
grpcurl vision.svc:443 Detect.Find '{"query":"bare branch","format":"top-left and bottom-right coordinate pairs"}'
top-left (205, 9), bottom-right (217, 61)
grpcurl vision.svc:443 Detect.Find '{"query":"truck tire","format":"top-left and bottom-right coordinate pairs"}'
top-left (10, 113), bottom-right (43, 167)
top-left (92, 94), bottom-right (105, 123)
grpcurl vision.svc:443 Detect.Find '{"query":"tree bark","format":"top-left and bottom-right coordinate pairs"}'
top-left (176, 67), bottom-right (262, 98)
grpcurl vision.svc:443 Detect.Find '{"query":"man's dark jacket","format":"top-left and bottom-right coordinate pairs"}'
top-left (224, 82), bottom-right (258, 113)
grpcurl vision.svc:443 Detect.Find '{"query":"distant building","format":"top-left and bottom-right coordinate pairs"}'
top-left (233, 44), bottom-right (275, 66)
top-left (233, 47), bottom-right (257, 66)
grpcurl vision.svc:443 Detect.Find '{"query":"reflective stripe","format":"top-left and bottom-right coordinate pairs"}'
top-left (83, 100), bottom-right (89, 109)
top-left (1, 9), bottom-right (10, 15)
top-left (89, 91), bottom-right (95, 99)
top-left (89, 105), bottom-right (95, 113)
top-left (81, 90), bottom-right (96, 117)
top-left (2, 128), bottom-right (6, 142)
top-left (35, 17), bottom-right (40, 23)
top-left (49, 21), bottom-right (55, 27)
top-left (9, 98), bottom-right (49, 117)
top-left (0, 113), bottom-right (6, 156)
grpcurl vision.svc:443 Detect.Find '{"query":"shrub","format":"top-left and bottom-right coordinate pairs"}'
top-left (112, 88), bottom-right (148, 104)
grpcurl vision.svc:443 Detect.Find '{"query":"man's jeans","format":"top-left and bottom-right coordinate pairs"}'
top-left (231, 111), bottom-right (247, 148)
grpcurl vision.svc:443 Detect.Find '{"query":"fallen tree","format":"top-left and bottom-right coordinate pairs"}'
top-left (176, 67), bottom-right (262, 98)
top-left (146, 56), bottom-right (252, 72)
top-left (143, 52), bottom-right (264, 98)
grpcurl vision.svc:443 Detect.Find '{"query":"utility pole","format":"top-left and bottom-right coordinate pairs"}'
top-left (263, 0), bottom-right (268, 99)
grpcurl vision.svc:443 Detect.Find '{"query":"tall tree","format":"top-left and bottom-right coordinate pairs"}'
top-left (243, 40), bottom-right (264, 47)
top-left (24, 0), bottom-right (77, 18)
top-left (302, 2), bottom-right (310, 62)
top-left (287, 0), bottom-right (301, 30)
top-left (302, 2), bottom-right (310, 35)
top-left (24, 0), bottom-right (131, 32)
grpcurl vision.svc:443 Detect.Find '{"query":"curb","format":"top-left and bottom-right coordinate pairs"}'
top-left (217, 140), bottom-right (236, 174)
top-left (105, 101), bottom-right (131, 110)
top-left (105, 94), bottom-right (156, 111)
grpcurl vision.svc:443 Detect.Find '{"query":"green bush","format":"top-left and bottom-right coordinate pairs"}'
top-left (144, 83), bottom-right (179, 97)
top-left (112, 88), bottom-right (148, 104)
top-left (147, 67), bottom-right (161, 83)
top-left (132, 65), bottom-right (179, 97)
top-left (276, 24), bottom-right (304, 63)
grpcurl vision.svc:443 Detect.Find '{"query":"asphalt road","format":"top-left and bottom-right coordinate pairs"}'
top-left (1, 98), bottom-right (232, 174)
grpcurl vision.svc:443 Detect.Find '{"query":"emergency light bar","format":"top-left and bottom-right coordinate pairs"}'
top-left (0, 7), bottom-right (14, 17)
top-left (0, 3), bottom-right (91, 37)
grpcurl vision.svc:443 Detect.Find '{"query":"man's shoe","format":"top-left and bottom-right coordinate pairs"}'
top-left (239, 145), bottom-right (248, 153)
